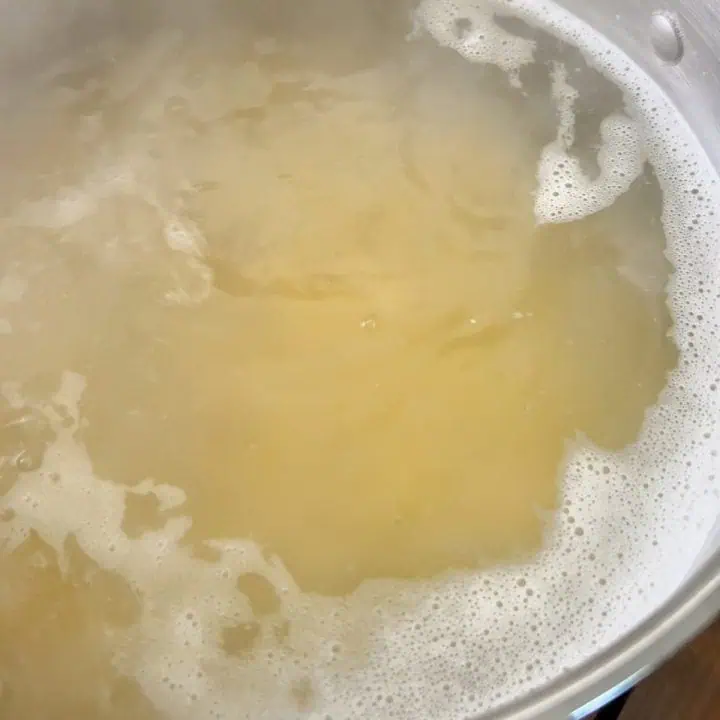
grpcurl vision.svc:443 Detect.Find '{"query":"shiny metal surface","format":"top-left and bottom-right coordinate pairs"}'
top-left (650, 11), bottom-right (685, 63)
top-left (558, 0), bottom-right (720, 170)
top-left (0, 1), bottom-right (719, 718)
top-left (485, 552), bottom-right (720, 719)
top-left (485, 1), bottom-right (720, 716)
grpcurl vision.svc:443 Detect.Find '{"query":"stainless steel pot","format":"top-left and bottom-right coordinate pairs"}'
top-left (1, 1), bottom-right (719, 718)
top-left (483, 4), bottom-right (720, 717)
top-left (488, 551), bottom-right (720, 719)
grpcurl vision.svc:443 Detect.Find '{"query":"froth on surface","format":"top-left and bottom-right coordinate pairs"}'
top-left (415, 0), bottom-right (720, 712)
top-left (0, 1), bottom-right (719, 719)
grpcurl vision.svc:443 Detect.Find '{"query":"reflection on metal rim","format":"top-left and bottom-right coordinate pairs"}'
top-left (477, 551), bottom-right (720, 718)
top-left (474, 2), bottom-right (720, 715)
top-left (482, 552), bottom-right (720, 720)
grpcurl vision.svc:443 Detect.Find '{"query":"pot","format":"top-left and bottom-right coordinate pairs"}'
top-left (484, 4), bottom-right (720, 717)
top-left (1, 1), bottom-right (719, 719)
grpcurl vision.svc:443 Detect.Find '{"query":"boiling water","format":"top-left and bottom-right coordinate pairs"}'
top-left (0, 1), bottom-right (718, 719)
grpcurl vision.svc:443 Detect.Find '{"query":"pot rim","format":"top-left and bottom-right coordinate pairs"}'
top-left (476, 550), bottom-right (720, 719)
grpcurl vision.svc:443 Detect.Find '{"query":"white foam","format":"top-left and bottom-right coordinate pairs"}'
top-left (412, 0), bottom-right (536, 84)
top-left (550, 60), bottom-right (578, 148)
top-left (417, 1), bottom-right (646, 225)
top-left (534, 59), bottom-right (646, 223)
top-left (2, 1), bottom-right (720, 718)
top-left (535, 111), bottom-right (645, 223)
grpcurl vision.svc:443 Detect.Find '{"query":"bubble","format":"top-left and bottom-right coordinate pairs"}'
top-left (1, 1), bottom-right (720, 718)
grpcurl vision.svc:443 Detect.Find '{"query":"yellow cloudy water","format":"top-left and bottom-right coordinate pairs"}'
top-left (0, 4), bottom-right (676, 718)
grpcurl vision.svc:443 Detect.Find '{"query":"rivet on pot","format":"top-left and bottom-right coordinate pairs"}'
top-left (650, 11), bottom-right (684, 64)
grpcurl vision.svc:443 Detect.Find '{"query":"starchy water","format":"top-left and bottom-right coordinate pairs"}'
top-left (0, 1), bottom-right (711, 719)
